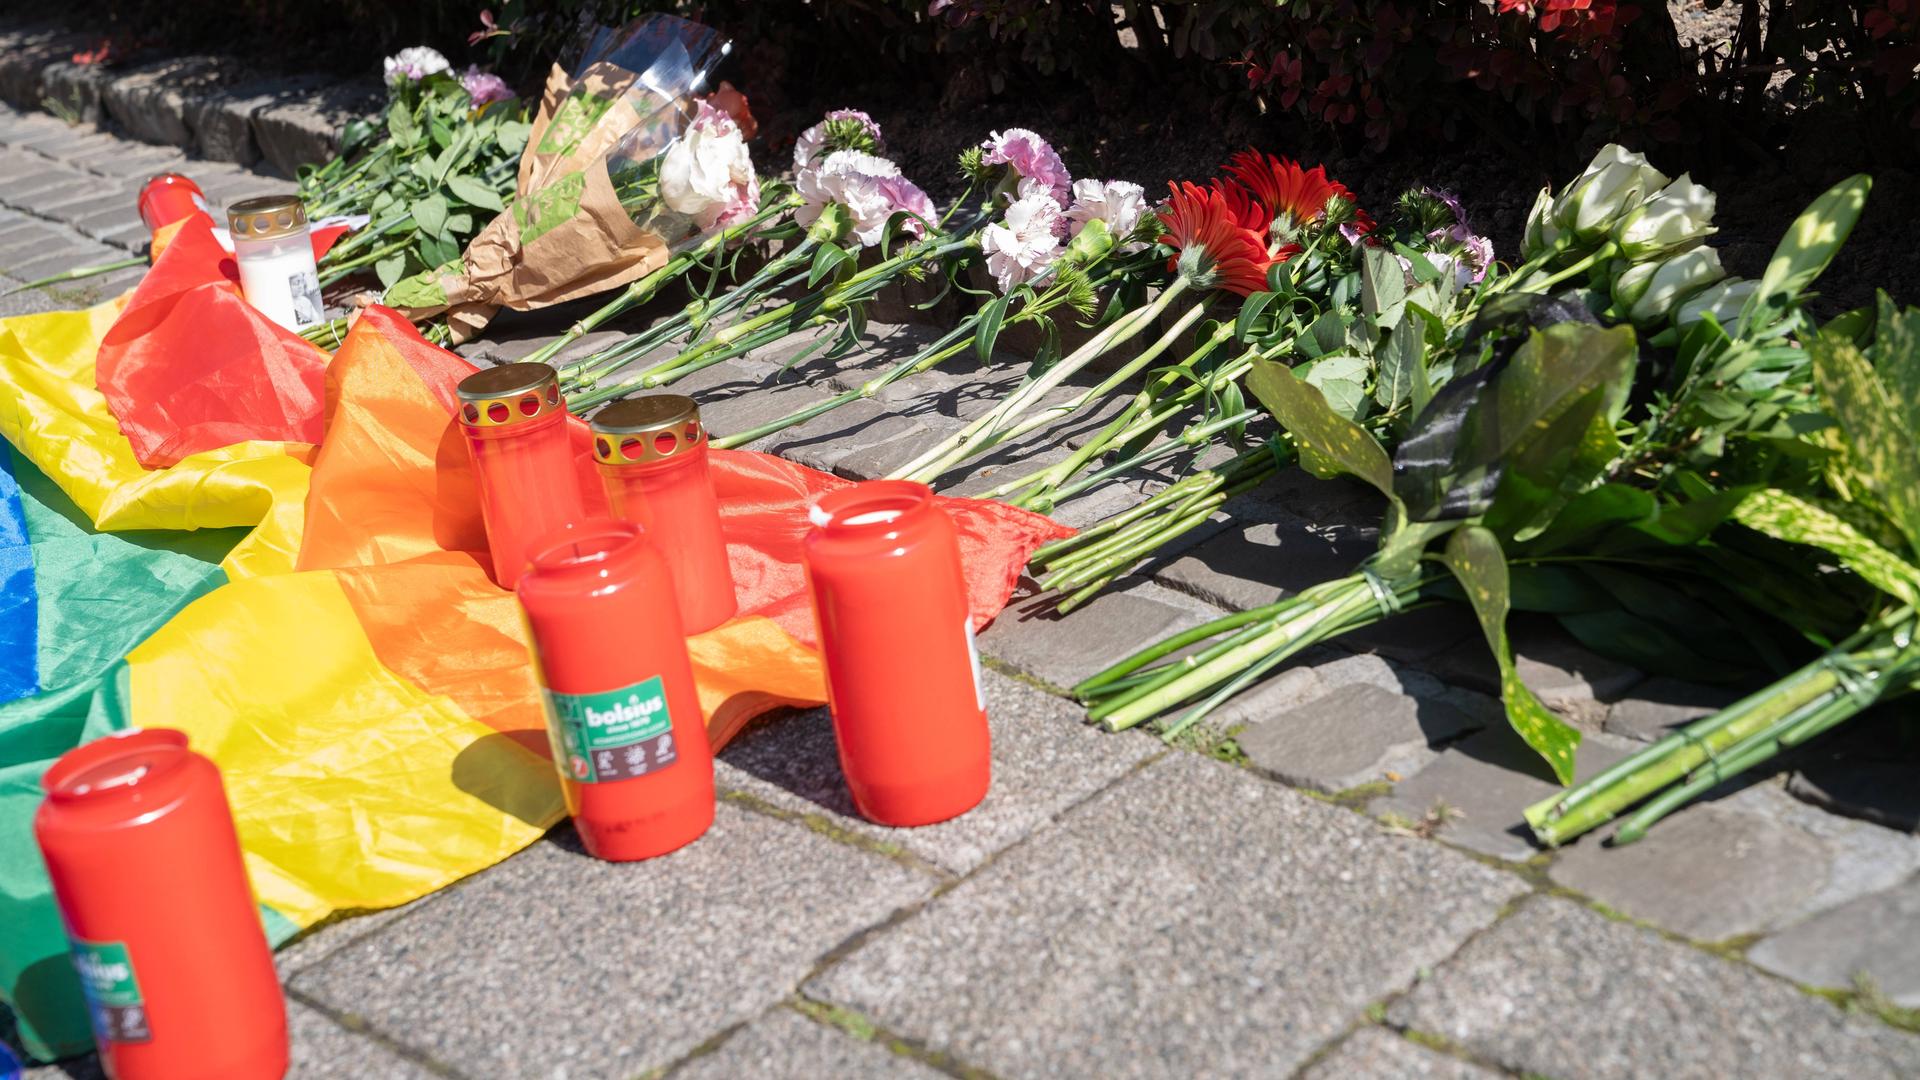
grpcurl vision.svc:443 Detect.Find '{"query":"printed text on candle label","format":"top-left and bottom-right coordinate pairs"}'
top-left (543, 676), bottom-right (678, 783)
top-left (71, 939), bottom-right (151, 1044)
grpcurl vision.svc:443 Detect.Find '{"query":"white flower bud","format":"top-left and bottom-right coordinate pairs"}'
top-left (1626, 246), bottom-right (1726, 324)
top-left (1676, 277), bottom-right (1758, 331)
top-left (1551, 144), bottom-right (1668, 242)
top-left (1614, 174), bottom-right (1717, 261)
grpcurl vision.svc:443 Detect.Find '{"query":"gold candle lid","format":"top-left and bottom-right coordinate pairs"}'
top-left (227, 195), bottom-right (309, 241)
top-left (456, 363), bottom-right (564, 428)
top-left (590, 395), bottom-right (705, 465)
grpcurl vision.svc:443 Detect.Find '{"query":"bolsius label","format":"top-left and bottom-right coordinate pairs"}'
top-left (542, 675), bottom-right (678, 783)
top-left (71, 939), bottom-right (151, 1044)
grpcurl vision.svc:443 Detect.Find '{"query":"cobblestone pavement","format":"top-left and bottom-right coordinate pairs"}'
top-left (2, 98), bottom-right (1918, 1080)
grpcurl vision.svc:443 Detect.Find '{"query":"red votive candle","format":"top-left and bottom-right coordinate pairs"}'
top-left (34, 729), bottom-right (288, 1080)
top-left (457, 363), bottom-right (586, 589)
top-left (135, 173), bottom-right (209, 233)
top-left (517, 519), bottom-right (716, 861)
top-left (590, 395), bottom-right (737, 634)
top-left (803, 480), bottom-right (991, 826)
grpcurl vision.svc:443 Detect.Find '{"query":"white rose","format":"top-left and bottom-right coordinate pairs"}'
top-left (659, 107), bottom-right (752, 220)
top-left (1617, 246), bottom-right (1725, 325)
top-left (1614, 173), bottom-right (1717, 261)
top-left (1552, 144), bottom-right (1668, 241)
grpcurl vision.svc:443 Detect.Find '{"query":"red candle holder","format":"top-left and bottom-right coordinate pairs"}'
top-left (517, 519), bottom-right (716, 861)
top-left (457, 363), bottom-right (585, 590)
top-left (34, 729), bottom-right (287, 1080)
top-left (590, 395), bottom-right (737, 634)
top-left (135, 173), bottom-right (209, 234)
top-left (803, 480), bottom-right (991, 826)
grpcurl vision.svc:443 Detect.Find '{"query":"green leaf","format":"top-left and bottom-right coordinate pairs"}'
top-left (1236, 290), bottom-right (1277, 341)
top-left (1518, 484), bottom-right (1656, 556)
top-left (1374, 324), bottom-right (1423, 411)
top-left (447, 174), bottom-right (506, 213)
top-left (410, 195), bottom-right (449, 239)
top-left (387, 103), bottom-right (420, 149)
top-left (975, 294), bottom-right (1010, 364)
top-left (374, 254), bottom-right (408, 289)
top-left (1302, 354), bottom-right (1370, 421)
top-left (1247, 357), bottom-right (1394, 499)
top-left (444, 212), bottom-right (474, 238)
top-left (497, 120), bottom-right (531, 156)
top-left (1442, 526), bottom-right (1582, 785)
top-left (807, 242), bottom-right (851, 288)
top-left (1733, 488), bottom-right (1920, 606)
top-left (1754, 175), bottom-right (1869, 318)
top-left (1811, 330), bottom-right (1920, 553)
top-left (1361, 245), bottom-right (1407, 326)
top-left (382, 266), bottom-right (449, 310)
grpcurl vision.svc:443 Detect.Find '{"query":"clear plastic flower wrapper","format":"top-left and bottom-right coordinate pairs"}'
top-left (388, 13), bottom-right (741, 341)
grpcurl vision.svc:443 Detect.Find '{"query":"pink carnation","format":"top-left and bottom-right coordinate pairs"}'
top-left (982, 191), bottom-right (1065, 292)
top-left (796, 150), bottom-right (933, 247)
top-left (794, 109), bottom-right (884, 171)
top-left (461, 66), bottom-right (513, 106)
top-left (982, 128), bottom-right (1070, 207)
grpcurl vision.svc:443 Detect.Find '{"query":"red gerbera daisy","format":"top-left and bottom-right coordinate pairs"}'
top-left (1157, 181), bottom-right (1277, 297)
top-left (1223, 148), bottom-right (1375, 242)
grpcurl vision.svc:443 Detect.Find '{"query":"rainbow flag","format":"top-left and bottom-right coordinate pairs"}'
top-left (0, 235), bottom-right (1066, 1061)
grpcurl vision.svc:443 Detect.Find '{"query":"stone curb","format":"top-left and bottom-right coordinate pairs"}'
top-left (0, 19), bottom-right (380, 176)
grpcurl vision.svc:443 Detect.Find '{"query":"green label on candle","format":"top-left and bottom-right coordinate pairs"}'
top-left (71, 939), bottom-right (151, 1044)
top-left (543, 676), bottom-right (678, 783)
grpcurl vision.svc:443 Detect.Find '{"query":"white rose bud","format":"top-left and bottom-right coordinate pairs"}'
top-left (1676, 277), bottom-right (1758, 331)
top-left (1614, 174), bottom-right (1717, 261)
top-left (1624, 246), bottom-right (1725, 324)
top-left (1522, 186), bottom-right (1559, 259)
top-left (1551, 144), bottom-right (1669, 242)
top-left (658, 110), bottom-right (752, 220)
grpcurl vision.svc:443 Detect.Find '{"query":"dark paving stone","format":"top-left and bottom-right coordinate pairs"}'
top-left (1788, 757), bottom-right (1920, 834)
top-left (809, 752), bottom-right (1527, 1079)
top-left (1389, 896), bottom-right (1920, 1080)
top-left (1151, 511), bottom-right (1376, 612)
top-left (719, 669), bottom-right (1159, 875)
top-left (1750, 873), bottom-right (1920, 1007)
top-left (292, 810), bottom-right (934, 1079)
top-left (1422, 614), bottom-right (1642, 724)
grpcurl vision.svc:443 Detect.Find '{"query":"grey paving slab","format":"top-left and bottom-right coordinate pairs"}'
top-left (808, 752), bottom-right (1528, 1080)
top-left (1238, 681), bottom-right (1482, 793)
top-left (286, 1000), bottom-right (439, 1079)
top-left (697, 377), bottom-right (837, 451)
top-left (1152, 511), bottom-right (1376, 612)
top-left (1389, 896), bottom-right (1920, 1080)
top-left (1340, 602), bottom-right (1484, 664)
top-left (976, 576), bottom-right (1225, 692)
top-left (1603, 675), bottom-right (1740, 742)
top-left (253, 81), bottom-right (381, 176)
top-left (758, 396), bottom-right (933, 474)
top-left (1548, 783), bottom-right (1920, 943)
top-left (9, 242), bottom-right (129, 283)
top-left (1423, 614), bottom-right (1642, 723)
top-left (1749, 873), bottom-right (1920, 1007)
top-left (1373, 724), bottom-right (1640, 861)
top-left (718, 669), bottom-right (1160, 875)
top-left (292, 808), bottom-right (935, 1079)
top-left (670, 1006), bottom-right (947, 1080)
top-left (1300, 1027), bottom-right (1500, 1080)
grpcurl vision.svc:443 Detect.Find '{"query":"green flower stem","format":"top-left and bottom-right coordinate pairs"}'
top-left (1518, 242), bottom-right (1618, 295)
top-left (1090, 573), bottom-right (1410, 731)
top-left (1028, 408), bottom-right (1260, 510)
top-left (890, 279), bottom-right (1198, 484)
top-left (1526, 611), bottom-right (1919, 847)
top-left (1072, 601), bottom-right (1289, 699)
top-left (712, 322), bottom-right (975, 450)
top-left (565, 314), bottom-right (832, 411)
top-left (318, 236), bottom-right (414, 287)
top-left (2, 255), bottom-right (148, 295)
top-left (1044, 486), bottom-right (1228, 589)
top-left (527, 197), bottom-right (800, 372)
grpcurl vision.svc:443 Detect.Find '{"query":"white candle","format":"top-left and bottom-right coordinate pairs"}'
top-left (227, 197), bottom-right (323, 331)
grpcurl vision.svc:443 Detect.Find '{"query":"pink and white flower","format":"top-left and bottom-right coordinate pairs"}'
top-left (1429, 224), bottom-right (1494, 286)
top-left (983, 128), bottom-right (1071, 207)
top-left (659, 101), bottom-right (757, 231)
top-left (796, 150), bottom-right (935, 247)
top-left (383, 46), bottom-right (451, 85)
top-left (982, 191), bottom-right (1066, 292)
top-left (1065, 179), bottom-right (1147, 248)
top-left (461, 66), bottom-right (513, 107)
top-left (794, 109), bottom-right (884, 171)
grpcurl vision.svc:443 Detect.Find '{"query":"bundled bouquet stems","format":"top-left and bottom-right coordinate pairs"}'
top-left (1528, 609), bottom-right (1920, 846)
top-left (889, 277), bottom-right (1200, 483)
